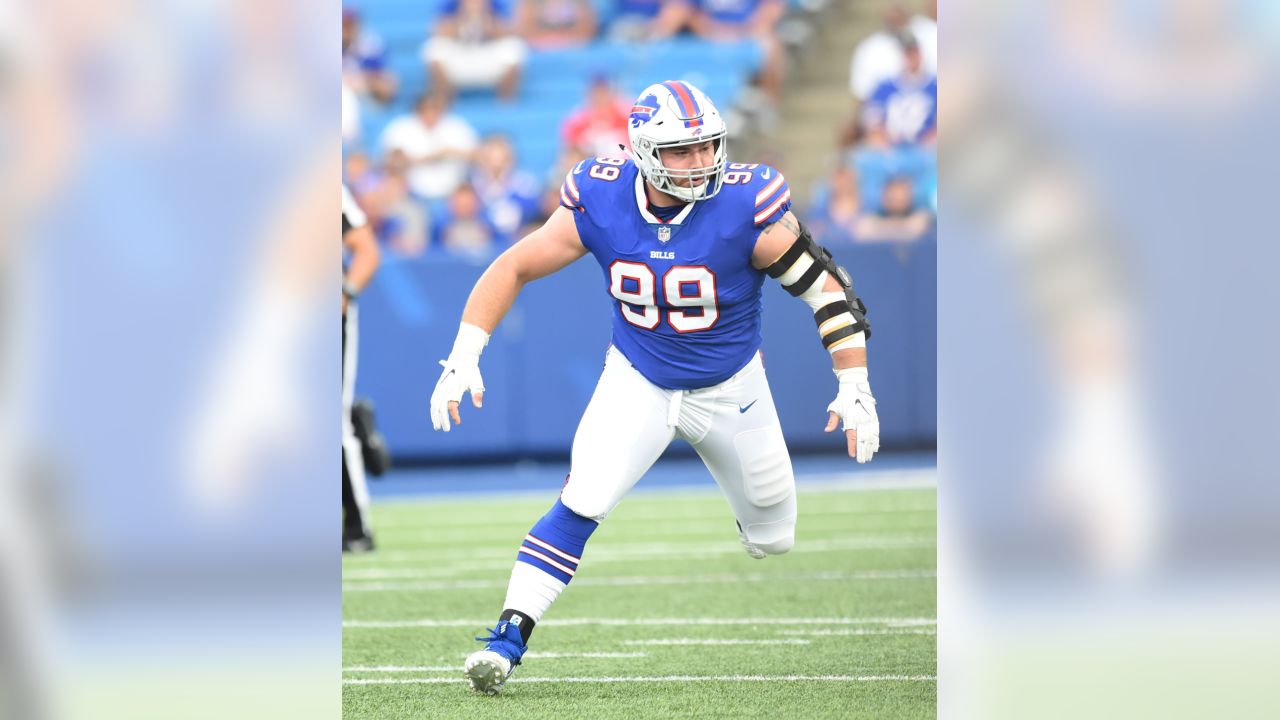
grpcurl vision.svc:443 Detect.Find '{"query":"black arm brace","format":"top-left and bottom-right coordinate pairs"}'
top-left (763, 220), bottom-right (871, 341)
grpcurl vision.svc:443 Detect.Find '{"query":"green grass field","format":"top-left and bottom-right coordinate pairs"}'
top-left (343, 481), bottom-right (936, 719)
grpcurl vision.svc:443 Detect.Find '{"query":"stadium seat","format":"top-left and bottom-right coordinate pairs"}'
top-left (353, 6), bottom-right (769, 180)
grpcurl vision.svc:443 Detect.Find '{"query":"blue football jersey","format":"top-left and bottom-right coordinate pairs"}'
top-left (865, 74), bottom-right (938, 145)
top-left (559, 157), bottom-right (792, 389)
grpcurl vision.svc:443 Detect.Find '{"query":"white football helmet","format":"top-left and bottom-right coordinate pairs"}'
top-left (627, 80), bottom-right (728, 202)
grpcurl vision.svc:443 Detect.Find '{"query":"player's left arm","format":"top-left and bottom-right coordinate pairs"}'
top-left (752, 211), bottom-right (880, 463)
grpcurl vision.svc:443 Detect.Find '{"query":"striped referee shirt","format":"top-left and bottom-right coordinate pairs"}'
top-left (342, 184), bottom-right (367, 234)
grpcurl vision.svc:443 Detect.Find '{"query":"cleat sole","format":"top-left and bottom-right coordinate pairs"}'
top-left (464, 655), bottom-right (510, 696)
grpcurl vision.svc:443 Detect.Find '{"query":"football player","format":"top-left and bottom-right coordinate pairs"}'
top-left (429, 81), bottom-right (879, 694)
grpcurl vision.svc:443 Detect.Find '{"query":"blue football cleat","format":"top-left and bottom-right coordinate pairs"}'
top-left (463, 621), bottom-right (527, 695)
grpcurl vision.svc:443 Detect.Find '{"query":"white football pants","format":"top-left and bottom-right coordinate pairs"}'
top-left (560, 347), bottom-right (797, 554)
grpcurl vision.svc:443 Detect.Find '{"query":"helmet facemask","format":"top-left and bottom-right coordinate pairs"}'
top-left (633, 132), bottom-right (728, 203)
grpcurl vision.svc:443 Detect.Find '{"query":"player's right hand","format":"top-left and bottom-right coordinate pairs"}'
top-left (825, 367), bottom-right (880, 463)
top-left (430, 355), bottom-right (485, 432)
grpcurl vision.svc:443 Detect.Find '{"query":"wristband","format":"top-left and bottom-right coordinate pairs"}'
top-left (834, 367), bottom-right (869, 384)
top-left (452, 322), bottom-right (490, 358)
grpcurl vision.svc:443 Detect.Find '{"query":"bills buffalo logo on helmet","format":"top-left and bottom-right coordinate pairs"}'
top-left (629, 93), bottom-right (661, 128)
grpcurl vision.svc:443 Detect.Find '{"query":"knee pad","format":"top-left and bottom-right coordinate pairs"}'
top-left (744, 517), bottom-right (795, 556)
top-left (558, 482), bottom-right (611, 522)
top-left (733, 428), bottom-right (795, 507)
top-left (755, 534), bottom-right (794, 556)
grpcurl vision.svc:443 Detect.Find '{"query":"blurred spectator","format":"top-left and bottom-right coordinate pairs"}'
top-left (516, 0), bottom-right (598, 49)
top-left (528, 181), bottom-right (566, 234)
top-left (346, 150), bottom-right (432, 257)
top-left (808, 166), bottom-right (863, 245)
top-left (849, 1), bottom-right (937, 102)
top-left (434, 184), bottom-right (506, 254)
top-left (345, 150), bottom-right (381, 209)
top-left (522, 148), bottom-right (587, 234)
top-left (343, 8), bottom-right (398, 105)
top-left (470, 134), bottom-right (542, 239)
top-left (913, 0), bottom-right (937, 70)
top-left (606, 0), bottom-right (693, 42)
top-left (380, 92), bottom-right (479, 201)
top-left (423, 0), bottom-right (527, 101)
top-left (689, 0), bottom-right (786, 103)
top-left (862, 34), bottom-right (937, 147)
top-left (854, 175), bottom-right (932, 242)
top-left (560, 75), bottom-right (632, 159)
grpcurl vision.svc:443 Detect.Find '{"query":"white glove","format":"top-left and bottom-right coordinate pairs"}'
top-left (826, 367), bottom-right (880, 463)
top-left (429, 323), bottom-right (489, 432)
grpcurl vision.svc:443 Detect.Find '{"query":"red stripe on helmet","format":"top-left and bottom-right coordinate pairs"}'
top-left (662, 81), bottom-right (701, 121)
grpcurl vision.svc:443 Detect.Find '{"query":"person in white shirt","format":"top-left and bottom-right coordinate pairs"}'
top-left (422, 0), bottom-right (527, 101)
top-left (379, 93), bottom-right (479, 201)
top-left (849, 1), bottom-right (937, 101)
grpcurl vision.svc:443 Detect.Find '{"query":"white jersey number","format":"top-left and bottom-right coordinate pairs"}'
top-left (610, 261), bottom-right (661, 329)
top-left (588, 156), bottom-right (627, 182)
top-left (723, 162), bottom-right (759, 186)
top-left (609, 262), bottom-right (719, 333)
top-left (663, 266), bottom-right (719, 333)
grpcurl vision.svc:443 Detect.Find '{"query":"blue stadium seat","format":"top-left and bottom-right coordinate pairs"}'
top-left (387, 54), bottom-right (428, 107)
top-left (353, 0), bottom-right (440, 28)
top-left (353, 8), bottom-right (768, 183)
top-left (376, 23), bottom-right (432, 58)
top-left (357, 103), bottom-right (396, 155)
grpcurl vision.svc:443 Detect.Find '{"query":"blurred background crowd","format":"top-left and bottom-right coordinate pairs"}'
top-left (341, 0), bottom-right (937, 257)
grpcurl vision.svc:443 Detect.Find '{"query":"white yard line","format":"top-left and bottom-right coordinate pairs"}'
top-left (346, 568), bottom-right (933, 582)
top-left (344, 566), bottom-right (508, 580)
top-left (523, 651), bottom-right (648, 659)
top-left (344, 616), bottom-right (936, 629)
top-left (621, 639), bottom-right (810, 646)
top-left (344, 666), bottom-right (458, 673)
top-left (373, 467), bottom-right (936, 508)
top-left (778, 628), bottom-right (936, 636)
top-left (345, 674), bottom-right (937, 686)
top-left (344, 578), bottom-right (496, 591)
top-left (372, 504), bottom-right (936, 532)
top-left (343, 653), bottom-right (648, 673)
top-left (343, 569), bottom-right (935, 592)
top-left (380, 517), bottom-right (935, 543)
top-left (343, 559), bottom-right (515, 575)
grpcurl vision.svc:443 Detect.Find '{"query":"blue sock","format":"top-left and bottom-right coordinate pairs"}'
top-left (515, 499), bottom-right (599, 584)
